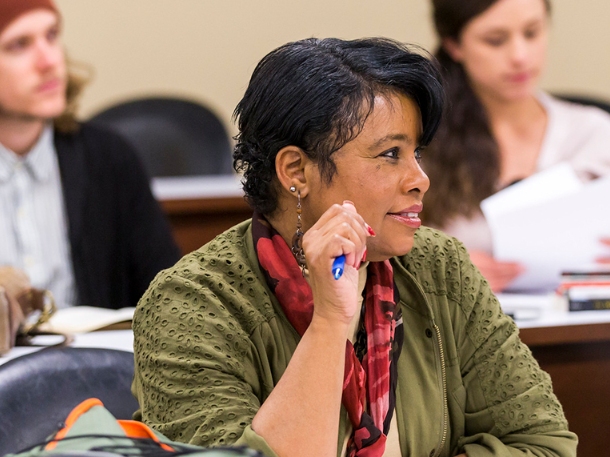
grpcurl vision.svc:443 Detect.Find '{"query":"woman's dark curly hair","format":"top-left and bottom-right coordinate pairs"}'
top-left (233, 37), bottom-right (445, 216)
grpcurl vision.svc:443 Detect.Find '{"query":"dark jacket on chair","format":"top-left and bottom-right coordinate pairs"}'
top-left (55, 123), bottom-right (180, 309)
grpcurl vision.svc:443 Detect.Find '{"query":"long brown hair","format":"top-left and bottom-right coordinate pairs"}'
top-left (53, 57), bottom-right (92, 133)
top-left (421, 0), bottom-right (551, 228)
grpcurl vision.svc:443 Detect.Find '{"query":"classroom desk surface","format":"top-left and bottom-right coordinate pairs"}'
top-left (500, 292), bottom-right (610, 345)
top-left (0, 330), bottom-right (134, 366)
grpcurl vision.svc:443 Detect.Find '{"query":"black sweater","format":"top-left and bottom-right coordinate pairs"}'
top-left (55, 123), bottom-right (180, 309)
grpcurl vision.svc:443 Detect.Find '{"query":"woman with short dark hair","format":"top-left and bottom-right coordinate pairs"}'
top-left (132, 37), bottom-right (576, 457)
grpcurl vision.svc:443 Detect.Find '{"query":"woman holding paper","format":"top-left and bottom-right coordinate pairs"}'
top-left (421, 0), bottom-right (610, 291)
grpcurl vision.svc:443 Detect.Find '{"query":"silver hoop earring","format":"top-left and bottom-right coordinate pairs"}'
top-left (291, 190), bottom-right (307, 272)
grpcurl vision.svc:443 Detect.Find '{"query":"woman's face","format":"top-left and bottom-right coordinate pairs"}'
top-left (447, 0), bottom-right (549, 102)
top-left (303, 92), bottom-right (430, 262)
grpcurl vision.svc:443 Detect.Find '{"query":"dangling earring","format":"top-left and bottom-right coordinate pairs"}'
top-left (291, 189), bottom-right (307, 272)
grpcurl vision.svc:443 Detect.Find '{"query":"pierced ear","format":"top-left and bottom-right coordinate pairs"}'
top-left (275, 146), bottom-right (311, 197)
top-left (442, 37), bottom-right (463, 63)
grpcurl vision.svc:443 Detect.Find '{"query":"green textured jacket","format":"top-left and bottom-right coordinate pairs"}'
top-left (132, 221), bottom-right (577, 457)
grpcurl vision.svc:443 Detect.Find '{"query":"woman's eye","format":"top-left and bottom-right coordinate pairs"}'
top-left (381, 148), bottom-right (399, 159)
top-left (485, 37), bottom-right (505, 47)
top-left (414, 147), bottom-right (422, 164)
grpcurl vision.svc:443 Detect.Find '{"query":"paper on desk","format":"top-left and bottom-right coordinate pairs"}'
top-left (495, 292), bottom-right (560, 320)
top-left (482, 164), bottom-right (610, 291)
top-left (39, 306), bottom-right (135, 334)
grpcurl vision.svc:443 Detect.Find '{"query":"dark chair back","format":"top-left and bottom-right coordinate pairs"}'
top-left (89, 97), bottom-right (233, 178)
top-left (0, 347), bottom-right (138, 456)
top-left (554, 93), bottom-right (610, 115)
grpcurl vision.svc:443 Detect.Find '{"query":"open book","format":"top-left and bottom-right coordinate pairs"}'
top-left (39, 306), bottom-right (135, 334)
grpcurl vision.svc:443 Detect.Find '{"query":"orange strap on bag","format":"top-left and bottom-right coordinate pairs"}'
top-left (45, 398), bottom-right (174, 451)
top-left (117, 420), bottom-right (175, 450)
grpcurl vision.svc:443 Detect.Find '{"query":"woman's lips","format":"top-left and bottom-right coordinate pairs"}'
top-left (388, 212), bottom-right (421, 228)
top-left (506, 72), bottom-right (531, 84)
top-left (387, 206), bottom-right (423, 229)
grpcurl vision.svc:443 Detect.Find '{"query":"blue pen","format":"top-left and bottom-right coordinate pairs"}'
top-left (332, 254), bottom-right (346, 280)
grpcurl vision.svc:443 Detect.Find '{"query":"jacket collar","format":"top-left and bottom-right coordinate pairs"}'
top-left (391, 256), bottom-right (437, 321)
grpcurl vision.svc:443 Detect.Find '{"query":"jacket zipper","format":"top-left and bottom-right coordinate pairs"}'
top-left (432, 323), bottom-right (448, 457)
top-left (393, 263), bottom-right (449, 457)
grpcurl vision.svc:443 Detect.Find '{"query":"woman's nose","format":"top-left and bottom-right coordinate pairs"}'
top-left (508, 36), bottom-right (529, 65)
top-left (403, 161), bottom-right (430, 196)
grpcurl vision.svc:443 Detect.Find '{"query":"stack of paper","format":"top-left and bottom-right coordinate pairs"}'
top-left (481, 164), bottom-right (610, 292)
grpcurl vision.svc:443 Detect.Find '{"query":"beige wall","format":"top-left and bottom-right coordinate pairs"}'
top-left (56, 0), bottom-right (610, 136)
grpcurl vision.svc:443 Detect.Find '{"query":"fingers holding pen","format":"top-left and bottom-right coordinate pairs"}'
top-left (303, 201), bottom-right (374, 276)
top-left (302, 201), bottom-right (374, 325)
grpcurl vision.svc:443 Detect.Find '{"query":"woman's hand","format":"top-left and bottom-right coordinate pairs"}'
top-left (468, 250), bottom-right (524, 293)
top-left (302, 201), bottom-right (371, 326)
top-left (596, 237), bottom-right (610, 264)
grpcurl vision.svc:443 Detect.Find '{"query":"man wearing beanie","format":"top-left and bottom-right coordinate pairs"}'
top-left (0, 0), bottom-right (180, 309)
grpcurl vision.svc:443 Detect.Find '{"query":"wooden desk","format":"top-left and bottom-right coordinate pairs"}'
top-left (161, 195), bottom-right (251, 254)
top-left (153, 175), bottom-right (252, 254)
top-left (517, 314), bottom-right (610, 457)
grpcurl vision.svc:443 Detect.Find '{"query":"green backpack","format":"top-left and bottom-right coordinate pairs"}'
top-left (8, 398), bottom-right (264, 457)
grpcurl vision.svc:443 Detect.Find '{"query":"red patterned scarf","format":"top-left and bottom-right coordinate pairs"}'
top-left (252, 213), bottom-right (403, 456)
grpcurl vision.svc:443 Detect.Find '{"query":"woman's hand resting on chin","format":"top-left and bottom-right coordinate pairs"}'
top-left (302, 200), bottom-right (373, 326)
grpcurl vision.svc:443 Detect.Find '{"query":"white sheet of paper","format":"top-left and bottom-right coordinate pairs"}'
top-left (482, 165), bottom-right (610, 291)
top-left (481, 163), bottom-right (583, 218)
